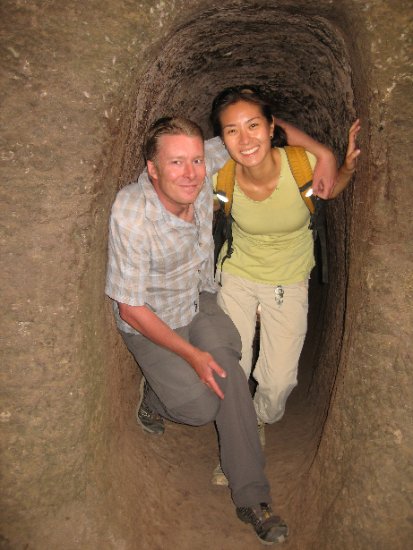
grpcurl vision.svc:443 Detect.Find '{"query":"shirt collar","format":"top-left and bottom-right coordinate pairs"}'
top-left (139, 170), bottom-right (165, 222)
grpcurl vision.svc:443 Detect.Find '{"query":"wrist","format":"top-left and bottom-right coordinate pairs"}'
top-left (316, 146), bottom-right (335, 160)
top-left (180, 343), bottom-right (200, 364)
top-left (340, 164), bottom-right (356, 175)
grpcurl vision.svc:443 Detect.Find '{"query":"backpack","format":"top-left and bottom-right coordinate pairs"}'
top-left (213, 146), bottom-right (328, 283)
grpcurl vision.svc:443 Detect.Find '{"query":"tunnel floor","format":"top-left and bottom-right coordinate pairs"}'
top-left (116, 368), bottom-right (319, 549)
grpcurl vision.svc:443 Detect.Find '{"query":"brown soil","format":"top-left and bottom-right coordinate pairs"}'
top-left (1, 1), bottom-right (412, 549)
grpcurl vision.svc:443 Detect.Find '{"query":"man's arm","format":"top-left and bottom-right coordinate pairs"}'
top-left (275, 118), bottom-right (338, 199)
top-left (106, 186), bottom-right (225, 399)
top-left (330, 119), bottom-right (361, 199)
top-left (118, 302), bottom-right (226, 399)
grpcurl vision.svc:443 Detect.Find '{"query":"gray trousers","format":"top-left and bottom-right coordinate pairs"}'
top-left (120, 292), bottom-right (271, 507)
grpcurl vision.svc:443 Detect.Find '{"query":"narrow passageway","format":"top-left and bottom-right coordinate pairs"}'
top-left (3, 1), bottom-right (410, 548)
top-left (108, 6), bottom-right (357, 548)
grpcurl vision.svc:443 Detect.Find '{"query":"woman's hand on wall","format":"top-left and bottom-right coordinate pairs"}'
top-left (330, 119), bottom-right (361, 199)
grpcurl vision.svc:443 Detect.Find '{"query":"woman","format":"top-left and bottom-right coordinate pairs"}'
top-left (210, 86), bottom-right (360, 484)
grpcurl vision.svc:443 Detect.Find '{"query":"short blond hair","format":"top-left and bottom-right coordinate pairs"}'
top-left (144, 116), bottom-right (204, 162)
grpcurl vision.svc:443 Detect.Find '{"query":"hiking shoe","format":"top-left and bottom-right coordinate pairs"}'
top-left (236, 503), bottom-right (288, 545)
top-left (136, 377), bottom-right (165, 435)
top-left (211, 463), bottom-right (228, 486)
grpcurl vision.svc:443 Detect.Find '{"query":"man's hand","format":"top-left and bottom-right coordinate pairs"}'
top-left (275, 117), bottom-right (339, 199)
top-left (189, 348), bottom-right (227, 399)
top-left (312, 150), bottom-right (338, 199)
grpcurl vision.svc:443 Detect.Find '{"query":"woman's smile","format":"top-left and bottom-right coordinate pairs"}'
top-left (220, 100), bottom-right (274, 169)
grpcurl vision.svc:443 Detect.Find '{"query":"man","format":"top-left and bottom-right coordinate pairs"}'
top-left (105, 116), bottom-right (288, 545)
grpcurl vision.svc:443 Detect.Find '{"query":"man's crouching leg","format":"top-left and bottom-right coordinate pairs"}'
top-left (120, 327), bottom-right (222, 428)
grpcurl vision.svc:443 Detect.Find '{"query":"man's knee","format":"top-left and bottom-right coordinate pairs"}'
top-left (211, 347), bottom-right (246, 381)
top-left (169, 387), bottom-right (220, 426)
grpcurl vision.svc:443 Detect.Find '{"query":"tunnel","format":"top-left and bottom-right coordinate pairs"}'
top-left (1, 0), bottom-right (412, 549)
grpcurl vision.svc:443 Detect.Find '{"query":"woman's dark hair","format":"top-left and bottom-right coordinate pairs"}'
top-left (210, 85), bottom-right (287, 147)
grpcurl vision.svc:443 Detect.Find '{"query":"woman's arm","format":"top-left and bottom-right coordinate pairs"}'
top-left (330, 119), bottom-right (361, 199)
top-left (275, 117), bottom-right (338, 199)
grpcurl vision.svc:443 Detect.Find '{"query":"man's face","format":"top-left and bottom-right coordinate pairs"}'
top-left (147, 134), bottom-right (206, 216)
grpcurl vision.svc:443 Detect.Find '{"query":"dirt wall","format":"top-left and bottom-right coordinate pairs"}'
top-left (1, 1), bottom-right (412, 548)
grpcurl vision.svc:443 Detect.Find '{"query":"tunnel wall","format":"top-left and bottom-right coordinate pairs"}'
top-left (1, 1), bottom-right (411, 548)
top-left (298, 3), bottom-right (413, 544)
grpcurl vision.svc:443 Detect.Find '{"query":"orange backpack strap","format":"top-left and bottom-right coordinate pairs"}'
top-left (216, 158), bottom-right (236, 217)
top-left (284, 146), bottom-right (315, 214)
top-left (285, 145), bottom-right (329, 283)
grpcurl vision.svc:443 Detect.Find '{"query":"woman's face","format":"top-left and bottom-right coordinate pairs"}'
top-left (220, 100), bottom-right (274, 168)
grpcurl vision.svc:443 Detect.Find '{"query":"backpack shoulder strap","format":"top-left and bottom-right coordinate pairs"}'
top-left (216, 158), bottom-right (236, 217)
top-left (285, 145), bottom-right (329, 283)
top-left (284, 146), bottom-right (315, 214)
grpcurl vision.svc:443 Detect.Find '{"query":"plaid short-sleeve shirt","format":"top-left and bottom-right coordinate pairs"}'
top-left (105, 137), bottom-right (229, 334)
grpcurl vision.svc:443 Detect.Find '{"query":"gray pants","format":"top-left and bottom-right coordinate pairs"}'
top-left (120, 292), bottom-right (271, 507)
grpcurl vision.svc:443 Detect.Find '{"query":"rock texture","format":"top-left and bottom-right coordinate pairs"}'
top-left (1, 1), bottom-right (411, 548)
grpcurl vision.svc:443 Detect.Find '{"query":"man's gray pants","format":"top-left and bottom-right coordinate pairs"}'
top-left (120, 292), bottom-right (271, 508)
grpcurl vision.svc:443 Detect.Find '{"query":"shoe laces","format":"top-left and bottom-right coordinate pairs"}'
top-left (242, 503), bottom-right (273, 527)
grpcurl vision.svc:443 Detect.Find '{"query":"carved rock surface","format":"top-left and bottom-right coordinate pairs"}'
top-left (1, 1), bottom-right (411, 548)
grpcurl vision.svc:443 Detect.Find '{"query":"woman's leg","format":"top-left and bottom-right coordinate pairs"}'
top-left (217, 271), bottom-right (259, 379)
top-left (254, 280), bottom-right (309, 424)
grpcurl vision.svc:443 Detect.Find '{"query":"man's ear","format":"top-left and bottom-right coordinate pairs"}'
top-left (147, 160), bottom-right (158, 181)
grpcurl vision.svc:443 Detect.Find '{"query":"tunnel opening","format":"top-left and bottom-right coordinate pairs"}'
top-left (102, 5), bottom-right (360, 549)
